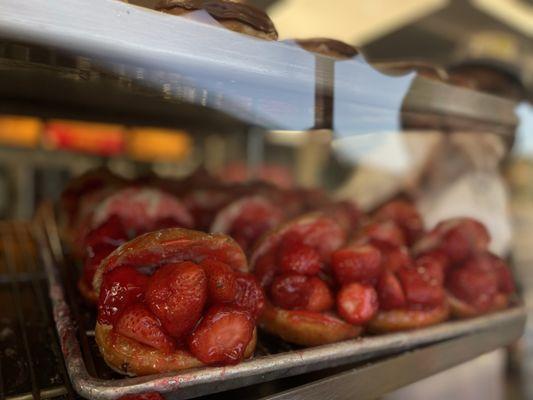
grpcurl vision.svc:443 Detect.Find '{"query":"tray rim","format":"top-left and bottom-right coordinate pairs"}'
top-left (34, 203), bottom-right (527, 400)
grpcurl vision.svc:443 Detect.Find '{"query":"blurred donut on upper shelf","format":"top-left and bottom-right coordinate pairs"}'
top-left (155, 0), bottom-right (278, 40)
top-left (295, 38), bottom-right (358, 60)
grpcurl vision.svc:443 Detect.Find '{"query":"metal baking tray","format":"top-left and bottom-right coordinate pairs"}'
top-left (34, 203), bottom-right (526, 400)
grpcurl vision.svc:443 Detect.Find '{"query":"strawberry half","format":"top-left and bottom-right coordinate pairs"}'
top-left (145, 261), bottom-right (207, 340)
top-left (377, 271), bottom-right (406, 310)
top-left (447, 266), bottom-right (499, 311)
top-left (98, 266), bottom-right (149, 325)
top-left (270, 274), bottom-right (310, 310)
top-left (188, 305), bottom-right (254, 365)
top-left (336, 283), bottom-right (378, 324)
top-left (397, 267), bottom-right (445, 309)
top-left (331, 244), bottom-right (382, 286)
top-left (201, 259), bottom-right (238, 304)
top-left (279, 241), bottom-right (322, 276)
top-left (115, 303), bottom-right (175, 353)
top-left (305, 277), bottom-right (334, 312)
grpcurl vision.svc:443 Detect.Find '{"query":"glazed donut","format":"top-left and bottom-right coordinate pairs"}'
top-left (94, 228), bottom-right (261, 375)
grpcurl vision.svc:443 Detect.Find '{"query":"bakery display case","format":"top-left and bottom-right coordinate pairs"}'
top-left (0, 1), bottom-right (529, 400)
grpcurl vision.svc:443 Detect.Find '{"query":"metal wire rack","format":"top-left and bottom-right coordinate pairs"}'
top-left (0, 221), bottom-right (72, 400)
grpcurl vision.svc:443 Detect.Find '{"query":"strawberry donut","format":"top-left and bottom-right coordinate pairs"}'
top-left (413, 217), bottom-right (514, 318)
top-left (210, 195), bottom-right (284, 254)
top-left (251, 213), bottom-right (364, 346)
top-left (94, 228), bottom-right (263, 376)
top-left (78, 187), bottom-right (194, 304)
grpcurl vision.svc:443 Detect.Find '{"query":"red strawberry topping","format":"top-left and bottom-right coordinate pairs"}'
top-left (201, 259), bottom-right (238, 304)
top-left (188, 305), bottom-right (254, 365)
top-left (98, 266), bottom-right (149, 325)
top-left (115, 304), bottom-right (175, 352)
top-left (331, 244), bottom-right (382, 285)
top-left (145, 261), bottom-right (207, 340)
top-left (336, 283), bottom-right (378, 324)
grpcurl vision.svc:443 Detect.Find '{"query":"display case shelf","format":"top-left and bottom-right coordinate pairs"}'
top-left (0, 0), bottom-right (519, 135)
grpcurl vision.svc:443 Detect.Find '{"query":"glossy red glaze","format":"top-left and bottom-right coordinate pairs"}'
top-left (145, 261), bottom-right (207, 340)
top-left (115, 303), bottom-right (175, 353)
top-left (232, 272), bottom-right (265, 319)
top-left (98, 266), bottom-right (149, 325)
top-left (254, 250), bottom-right (278, 288)
top-left (188, 305), bottom-right (254, 365)
top-left (336, 283), bottom-right (378, 324)
top-left (331, 244), bottom-right (382, 285)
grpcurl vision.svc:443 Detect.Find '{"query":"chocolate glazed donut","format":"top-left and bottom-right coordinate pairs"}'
top-left (156, 0), bottom-right (278, 40)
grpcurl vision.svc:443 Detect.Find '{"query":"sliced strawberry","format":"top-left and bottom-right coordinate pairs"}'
top-left (398, 267), bottom-right (445, 309)
top-left (188, 305), bottom-right (254, 365)
top-left (331, 244), bottom-right (382, 286)
top-left (270, 274), bottom-right (309, 310)
top-left (115, 303), bottom-right (175, 352)
top-left (447, 266), bottom-right (499, 311)
top-left (200, 259), bottom-right (238, 304)
top-left (254, 250), bottom-right (279, 288)
top-left (279, 241), bottom-right (322, 276)
top-left (437, 218), bottom-right (490, 263)
top-left (416, 249), bottom-right (450, 274)
top-left (489, 255), bottom-right (515, 294)
top-left (145, 261), bottom-right (207, 340)
top-left (414, 254), bottom-right (446, 286)
top-left (373, 242), bottom-right (412, 273)
top-left (232, 272), bottom-right (265, 319)
top-left (375, 200), bottom-right (424, 245)
top-left (306, 277), bottom-right (334, 312)
top-left (463, 253), bottom-right (515, 295)
top-left (377, 271), bottom-right (406, 310)
top-left (362, 220), bottom-right (406, 247)
top-left (336, 283), bottom-right (378, 324)
top-left (98, 266), bottom-right (149, 325)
